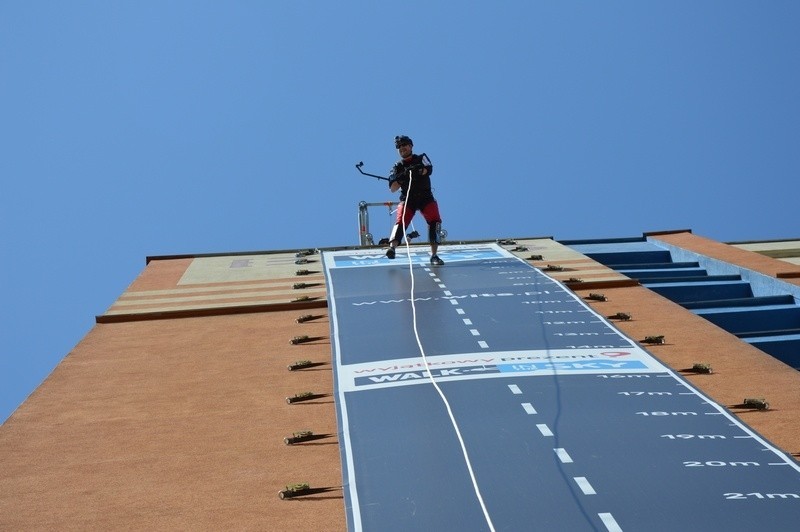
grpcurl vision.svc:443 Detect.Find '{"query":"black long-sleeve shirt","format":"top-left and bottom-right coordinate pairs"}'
top-left (389, 153), bottom-right (434, 209)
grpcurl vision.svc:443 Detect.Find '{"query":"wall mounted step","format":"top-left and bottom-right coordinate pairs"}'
top-left (587, 250), bottom-right (672, 266)
top-left (641, 274), bottom-right (741, 284)
top-left (701, 307), bottom-right (800, 336)
top-left (738, 327), bottom-right (800, 339)
top-left (621, 269), bottom-right (707, 280)
top-left (683, 295), bottom-right (795, 310)
top-left (612, 261), bottom-right (700, 270)
top-left (746, 337), bottom-right (800, 370)
top-left (650, 282), bottom-right (753, 303)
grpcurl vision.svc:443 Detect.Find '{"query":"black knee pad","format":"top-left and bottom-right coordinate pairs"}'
top-left (428, 221), bottom-right (441, 244)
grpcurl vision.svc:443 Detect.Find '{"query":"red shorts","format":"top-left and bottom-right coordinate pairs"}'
top-left (395, 200), bottom-right (441, 227)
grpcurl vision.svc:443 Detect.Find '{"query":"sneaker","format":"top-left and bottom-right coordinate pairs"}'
top-left (386, 248), bottom-right (396, 259)
top-left (430, 255), bottom-right (444, 266)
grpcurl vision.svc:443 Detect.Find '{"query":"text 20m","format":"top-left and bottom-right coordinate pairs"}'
top-left (685, 461), bottom-right (759, 467)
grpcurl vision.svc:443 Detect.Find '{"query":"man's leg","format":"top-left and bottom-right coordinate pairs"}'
top-left (421, 201), bottom-right (443, 264)
top-left (386, 202), bottom-right (414, 259)
top-left (429, 223), bottom-right (440, 256)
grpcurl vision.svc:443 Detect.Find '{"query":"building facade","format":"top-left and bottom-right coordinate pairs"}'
top-left (1, 230), bottom-right (798, 529)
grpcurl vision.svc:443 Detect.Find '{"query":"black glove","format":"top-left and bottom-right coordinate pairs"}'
top-left (389, 163), bottom-right (406, 186)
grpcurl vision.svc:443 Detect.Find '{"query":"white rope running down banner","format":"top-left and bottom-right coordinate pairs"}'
top-left (399, 170), bottom-right (496, 532)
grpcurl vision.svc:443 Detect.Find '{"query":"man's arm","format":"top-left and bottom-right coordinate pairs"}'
top-left (419, 153), bottom-right (432, 176)
top-left (388, 162), bottom-right (405, 192)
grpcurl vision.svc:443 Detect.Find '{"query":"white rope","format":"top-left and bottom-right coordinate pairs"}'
top-left (399, 169), bottom-right (496, 532)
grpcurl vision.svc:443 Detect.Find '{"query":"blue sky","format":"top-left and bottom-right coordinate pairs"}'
top-left (2, 1), bottom-right (798, 424)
